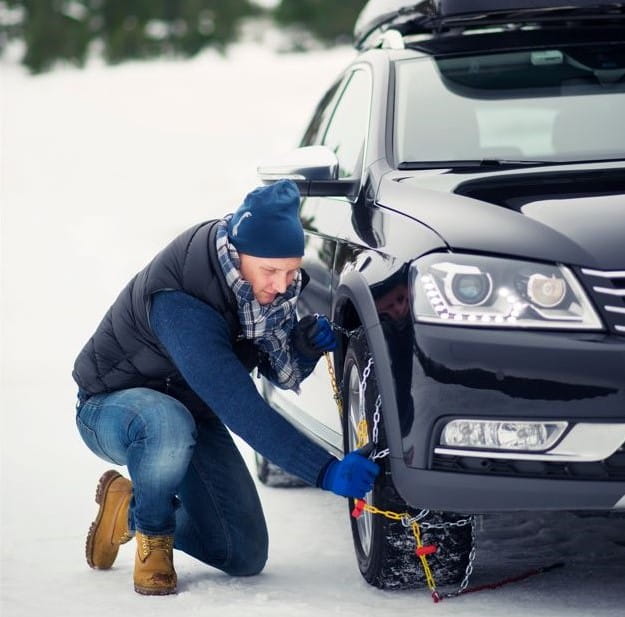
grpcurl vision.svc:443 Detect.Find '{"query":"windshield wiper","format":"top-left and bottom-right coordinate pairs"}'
top-left (398, 159), bottom-right (564, 170)
top-left (399, 158), bottom-right (625, 170)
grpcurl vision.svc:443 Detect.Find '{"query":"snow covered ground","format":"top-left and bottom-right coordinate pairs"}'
top-left (2, 43), bottom-right (625, 617)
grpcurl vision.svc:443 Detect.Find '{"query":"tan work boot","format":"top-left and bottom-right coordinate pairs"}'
top-left (86, 470), bottom-right (133, 569)
top-left (134, 532), bottom-right (177, 595)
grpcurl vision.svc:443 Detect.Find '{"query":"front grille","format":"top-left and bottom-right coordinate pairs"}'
top-left (579, 268), bottom-right (625, 336)
top-left (432, 447), bottom-right (625, 481)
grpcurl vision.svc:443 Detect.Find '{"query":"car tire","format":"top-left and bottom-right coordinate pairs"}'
top-left (342, 328), bottom-right (472, 590)
top-left (254, 451), bottom-right (308, 488)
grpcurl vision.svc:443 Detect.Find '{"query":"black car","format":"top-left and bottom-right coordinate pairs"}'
top-left (255, 0), bottom-right (625, 591)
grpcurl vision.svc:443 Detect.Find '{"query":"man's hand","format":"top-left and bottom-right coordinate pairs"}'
top-left (320, 449), bottom-right (380, 498)
top-left (293, 314), bottom-right (337, 360)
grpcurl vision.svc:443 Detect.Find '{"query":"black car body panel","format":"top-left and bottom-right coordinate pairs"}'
top-left (393, 325), bottom-right (625, 509)
top-left (377, 164), bottom-right (625, 268)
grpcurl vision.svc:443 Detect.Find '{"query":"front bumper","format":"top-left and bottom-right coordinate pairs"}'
top-left (388, 463), bottom-right (625, 511)
top-left (384, 323), bottom-right (625, 512)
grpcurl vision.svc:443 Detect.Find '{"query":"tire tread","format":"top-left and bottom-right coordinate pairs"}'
top-left (343, 329), bottom-right (472, 590)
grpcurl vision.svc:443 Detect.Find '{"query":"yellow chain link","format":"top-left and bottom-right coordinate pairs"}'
top-left (324, 352), bottom-right (369, 448)
top-left (356, 419), bottom-right (369, 448)
top-left (411, 518), bottom-right (438, 594)
top-left (324, 351), bottom-right (343, 417)
top-left (354, 500), bottom-right (439, 598)
top-left (357, 500), bottom-right (407, 522)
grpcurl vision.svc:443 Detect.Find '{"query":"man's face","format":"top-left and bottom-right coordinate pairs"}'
top-left (375, 284), bottom-right (410, 322)
top-left (238, 253), bottom-right (302, 305)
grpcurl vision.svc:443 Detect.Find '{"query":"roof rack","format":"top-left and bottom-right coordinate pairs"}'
top-left (376, 29), bottom-right (405, 49)
top-left (353, 0), bottom-right (625, 49)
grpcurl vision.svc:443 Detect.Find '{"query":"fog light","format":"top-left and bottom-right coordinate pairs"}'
top-left (440, 420), bottom-right (567, 451)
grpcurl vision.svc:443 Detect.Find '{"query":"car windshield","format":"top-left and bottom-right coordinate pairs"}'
top-left (394, 44), bottom-right (625, 167)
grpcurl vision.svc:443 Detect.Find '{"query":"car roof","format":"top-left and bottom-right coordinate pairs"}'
top-left (354, 0), bottom-right (625, 50)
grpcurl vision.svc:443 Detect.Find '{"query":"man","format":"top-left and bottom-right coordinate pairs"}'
top-left (73, 179), bottom-right (379, 595)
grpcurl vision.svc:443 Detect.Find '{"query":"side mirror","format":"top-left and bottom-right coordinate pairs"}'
top-left (257, 146), bottom-right (358, 197)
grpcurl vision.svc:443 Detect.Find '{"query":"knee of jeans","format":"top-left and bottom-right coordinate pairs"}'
top-left (226, 549), bottom-right (267, 576)
top-left (130, 390), bottom-right (197, 452)
top-left (225, 537), bottom-right (268, 577)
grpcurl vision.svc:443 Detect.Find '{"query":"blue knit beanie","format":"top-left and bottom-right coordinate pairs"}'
top-left (228, 179), bottom-right (304, 258)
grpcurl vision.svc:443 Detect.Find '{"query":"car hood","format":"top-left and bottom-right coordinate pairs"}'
top-left (377, 162), bottom-right (625, 270)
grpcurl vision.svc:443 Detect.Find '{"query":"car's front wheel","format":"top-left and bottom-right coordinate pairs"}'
top-left (342, 329), bottom-right (472, 590)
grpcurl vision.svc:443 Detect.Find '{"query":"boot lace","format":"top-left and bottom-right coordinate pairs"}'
top-left (141, 535), bottom-right (174, 554)
top-left (119, 530), bottom-right (134, 544)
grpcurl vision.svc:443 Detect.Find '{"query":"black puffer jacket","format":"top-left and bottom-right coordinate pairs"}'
top-left (72, 220), bottom-right (259, 401)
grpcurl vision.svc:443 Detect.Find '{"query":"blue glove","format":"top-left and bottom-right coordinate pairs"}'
top-left (293, 314), bottom-right (337, 360)
top-left (320, 449), bottom-right (380, 498)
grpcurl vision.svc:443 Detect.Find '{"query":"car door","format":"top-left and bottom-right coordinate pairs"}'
top-left (263, 67), bottom-right (373, 454)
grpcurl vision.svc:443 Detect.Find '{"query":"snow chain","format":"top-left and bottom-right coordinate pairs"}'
top-left (323, 321), bottom-right (562, 602)
top-left (323, 323), bottom-right (475, 602)
top-left (323, 349), bottom-right (343, 417)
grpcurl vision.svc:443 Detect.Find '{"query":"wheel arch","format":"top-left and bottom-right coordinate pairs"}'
top-left (333, 270), bottom-right (403, 462)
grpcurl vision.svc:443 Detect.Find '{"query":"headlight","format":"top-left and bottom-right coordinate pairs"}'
top-left (411, 253), bottom-right (603, 329)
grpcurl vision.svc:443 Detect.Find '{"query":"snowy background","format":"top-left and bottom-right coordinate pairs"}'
top-left (2, 40), bottom-right (625, 617)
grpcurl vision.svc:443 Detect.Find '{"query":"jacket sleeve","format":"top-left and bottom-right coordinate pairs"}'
top-left (149, 290), bottom-right (335, 486)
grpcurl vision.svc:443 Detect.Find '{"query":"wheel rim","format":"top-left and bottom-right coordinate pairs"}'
top-left (347, 362), bottom-right (374, 558)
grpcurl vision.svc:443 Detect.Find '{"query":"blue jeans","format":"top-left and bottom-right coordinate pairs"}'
top-left (75, 387), bottom-right (268, 576)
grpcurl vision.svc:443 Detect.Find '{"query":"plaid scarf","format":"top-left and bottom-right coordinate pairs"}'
top-left (215, 217), bottom-right (303, 391)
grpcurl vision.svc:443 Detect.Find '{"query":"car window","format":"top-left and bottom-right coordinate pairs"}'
top-left (394, 44), bottom-right (625, 164)
top-left (300, 80), bottom-right (343, 147)
top-left (321, 69), bottom-right (371, 178)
